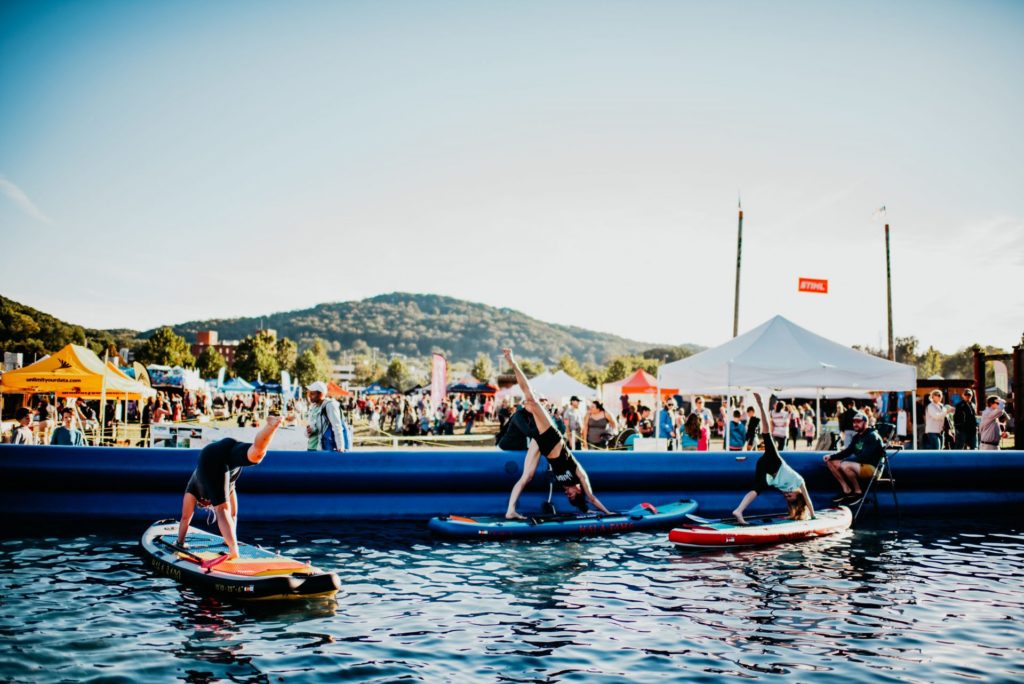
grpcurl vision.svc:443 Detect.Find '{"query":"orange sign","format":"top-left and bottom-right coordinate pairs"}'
top-left (798, 278), bottom-right (829, 294)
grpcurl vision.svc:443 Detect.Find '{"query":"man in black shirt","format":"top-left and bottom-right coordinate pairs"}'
top-left (175, 414), bottom-right (283, 559)
top-left (744, 406), bottom-right (761, 450)
top-left (953, 389), bottom-right (977, 449)
top-left (823, 412), bottom-right (886, 505)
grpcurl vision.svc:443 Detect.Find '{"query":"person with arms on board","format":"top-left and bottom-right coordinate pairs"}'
top-left (823, 410), bottom-right (885, 506)
top-left (176, 414), bottom-right (284, 560)
top-left (502, 348), bottom-right (611, 520)
top-left (732, 393), bottom-right (815, 525)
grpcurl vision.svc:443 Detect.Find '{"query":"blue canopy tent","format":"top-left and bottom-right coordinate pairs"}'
top-left (447, 382), bottom-right (497, 395)
top-left (363, 383), bottom-right (397, 396)
top-left (220, 377), bottom-right (256, 394)
top-left (251, 381), bottom-right (300, 399)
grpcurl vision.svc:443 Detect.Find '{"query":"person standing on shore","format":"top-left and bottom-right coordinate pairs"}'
top-left (979, 396), bottom-right (1008, 450)
top-left (563, 396), bottom-right (585, 449)
top-left (924, 390), bottom-right (953, 450)
top-left (50, 408), bottom-right (85, 446)
top-left (953, 389), bottom-right (977, 450)
top-left (306, 381), bottom-right (348, 452)
top-left (7, 408), bottom-right (37, 444)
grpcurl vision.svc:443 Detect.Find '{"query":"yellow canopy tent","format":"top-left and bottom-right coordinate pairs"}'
top-left (0, 344), bottom-right (155, 399)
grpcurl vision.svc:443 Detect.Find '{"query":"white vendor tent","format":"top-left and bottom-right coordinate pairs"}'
top-left (494, 371), bottom-right (597, 406)
top-left (531, 370), bottom-right (597, 404)
top-left (657, 315), bottom-right (918, 446)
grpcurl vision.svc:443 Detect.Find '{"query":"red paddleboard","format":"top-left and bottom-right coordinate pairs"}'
top-left (669, 507), bottom-right (852, 548)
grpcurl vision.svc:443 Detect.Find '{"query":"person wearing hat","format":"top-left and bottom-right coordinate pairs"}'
top-left (563, 396), bottom-right (585, 450)
top-left (306, 381), bottom-right (348, 452)
top-left (822, 409), bottom-right (886, 505)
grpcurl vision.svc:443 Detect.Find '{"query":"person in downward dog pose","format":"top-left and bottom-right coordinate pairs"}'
top-left (502, 348), bottom-right (611, 520)
top-left (732, 393), bottom-right (815, 525)
top-left (176, 414), bottom-right (284, 559)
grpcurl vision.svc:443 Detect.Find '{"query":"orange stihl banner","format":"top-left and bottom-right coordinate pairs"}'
top-left (798, 278), bottom-right (829, 294)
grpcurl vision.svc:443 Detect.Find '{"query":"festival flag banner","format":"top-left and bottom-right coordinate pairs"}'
top-left (798, 277), bottom-right (829, 294)
top-left (430, 353), bottom-right (447, 410)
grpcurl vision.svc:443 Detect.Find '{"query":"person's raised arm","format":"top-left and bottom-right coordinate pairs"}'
top-left (752, 392), bottom-right (771, 430)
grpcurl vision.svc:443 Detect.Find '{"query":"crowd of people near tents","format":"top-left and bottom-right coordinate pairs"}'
top-left (1, 316), bottom-right (1015, 450)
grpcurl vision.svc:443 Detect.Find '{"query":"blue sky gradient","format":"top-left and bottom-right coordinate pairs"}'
top-left (1, 0), bottom-right (1022, 351)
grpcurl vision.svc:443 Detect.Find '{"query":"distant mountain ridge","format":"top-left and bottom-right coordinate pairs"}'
top-left (158, 292), bottom-right (671, 364)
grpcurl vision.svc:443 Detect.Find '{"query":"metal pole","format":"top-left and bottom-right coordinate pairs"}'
top-left (1014, 343), bottom-right (1023, 450)
top-left (885, 223), bottom-right (895, 360)
top-left (733, 199), bottom-right (743, 338)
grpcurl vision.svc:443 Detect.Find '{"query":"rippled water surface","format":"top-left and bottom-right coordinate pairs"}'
top-left (1, 518), bottom-right (1022, 683)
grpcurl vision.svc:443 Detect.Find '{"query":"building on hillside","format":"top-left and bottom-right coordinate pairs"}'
top-left (191, 331), bottom-right (241, 368)
top-left (331, 363), bottom-right (355, 387)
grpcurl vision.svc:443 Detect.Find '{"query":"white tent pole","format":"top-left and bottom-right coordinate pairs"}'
top-left (911, 391), bottom-right (918, 449)
top-left (815, 388), bottom-right (821, 439)
top-left (99, 351), bottom-right (108, 446)
top-left (654, 378), bottom-right (661, 440)
top-left (723, 390), bottom-right (730, 451)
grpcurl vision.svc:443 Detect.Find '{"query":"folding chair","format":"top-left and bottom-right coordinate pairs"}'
top-left (854, 422), bottom-right (900, 523)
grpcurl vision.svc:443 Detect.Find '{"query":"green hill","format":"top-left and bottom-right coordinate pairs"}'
top-left (160, 293), bottom-right (674, 364)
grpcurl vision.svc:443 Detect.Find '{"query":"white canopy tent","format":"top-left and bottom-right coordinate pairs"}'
top-left (494, 371), bottom-right (597, 407)
top-left (657, 315), bottom-right (919, 447)
top-left (530, 370), bottom-right (598, 404)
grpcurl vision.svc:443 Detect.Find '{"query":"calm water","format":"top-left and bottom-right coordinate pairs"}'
top-left (1, 519), bottom-right (1022, 683)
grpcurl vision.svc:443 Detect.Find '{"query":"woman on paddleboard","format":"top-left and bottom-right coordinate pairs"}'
top-left (502, 348), bottom-right (611, 520)
top-left (175, 414), bottom-right (284, 559)
top-left (732, 393), bottom-right (814, 525)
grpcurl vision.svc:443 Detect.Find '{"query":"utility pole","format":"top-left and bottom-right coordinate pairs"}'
top-left (733, 195), bottom-right (743, 338)
top-left (885, 222), bottom-right (895, 361)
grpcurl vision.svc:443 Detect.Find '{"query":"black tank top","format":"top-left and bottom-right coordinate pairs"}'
top-left (547, 451), bottom-right (581, 487)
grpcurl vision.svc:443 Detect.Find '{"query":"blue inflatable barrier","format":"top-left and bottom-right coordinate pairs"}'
top-left (1, 445), bottom-right (1022, 520)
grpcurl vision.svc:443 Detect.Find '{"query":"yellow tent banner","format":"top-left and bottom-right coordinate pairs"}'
top-left (0, 344), bottom-right (156, 399)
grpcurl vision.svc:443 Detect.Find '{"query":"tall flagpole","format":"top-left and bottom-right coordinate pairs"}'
top-left (733, 194), bottom-right (743, 338)
top-left (885, 221), bottom-right (895, 361)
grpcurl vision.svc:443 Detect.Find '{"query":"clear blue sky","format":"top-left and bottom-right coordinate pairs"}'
top-left (2, 0), bottom-right (1022, 353)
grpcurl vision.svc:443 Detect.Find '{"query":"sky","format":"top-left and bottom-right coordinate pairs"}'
top-left (1, 0), bottom-right (1022, 354)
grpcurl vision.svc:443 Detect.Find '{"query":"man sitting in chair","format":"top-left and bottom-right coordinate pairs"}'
top-left (822, 412), bottom-right (886, 506)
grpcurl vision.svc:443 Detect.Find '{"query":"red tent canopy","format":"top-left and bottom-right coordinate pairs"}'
top-left (327, 382), bottom-right (350, 398)
top-left (621, 369), bottom-right (677, 397)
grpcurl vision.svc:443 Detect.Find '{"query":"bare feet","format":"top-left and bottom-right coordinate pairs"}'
top-left (732, 510), bottom-right (748, 525)
top-left (505, 511), bottom-right (526, 520)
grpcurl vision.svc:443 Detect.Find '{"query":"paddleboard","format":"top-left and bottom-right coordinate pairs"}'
top-left (140, 519), bottom-right (340, 601)
top-left (429, 499), bottom-right (699, 540)
top-left (669, 506), bottom-right (853, 548)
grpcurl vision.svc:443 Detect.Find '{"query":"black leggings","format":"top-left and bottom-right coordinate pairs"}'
top-left (753, 438), bottom-right (784, 494)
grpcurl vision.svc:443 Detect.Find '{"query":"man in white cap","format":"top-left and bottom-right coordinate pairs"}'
top-left (306, 381), bottom-right (348, 452)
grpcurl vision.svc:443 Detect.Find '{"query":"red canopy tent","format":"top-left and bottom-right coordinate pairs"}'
top-left (621, 369), bottom-right (677, 397)
top-left (326, 382), bottom-right (350, 398)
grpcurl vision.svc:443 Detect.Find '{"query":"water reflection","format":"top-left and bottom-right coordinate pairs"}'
top-left (0, 520), bottom-right (1021, 682)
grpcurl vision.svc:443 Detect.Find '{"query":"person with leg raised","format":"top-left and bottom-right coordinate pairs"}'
top-left (502, 348), bottom-right (611, 520)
